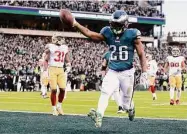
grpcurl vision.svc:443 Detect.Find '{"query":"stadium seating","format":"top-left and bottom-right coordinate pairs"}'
top-left (0, 0), bottom-right (164, 18)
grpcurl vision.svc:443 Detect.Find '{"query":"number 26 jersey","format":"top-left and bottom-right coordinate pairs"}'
top-left (100, 26), bottom-right (140, 71)
top-left (47, 43), bottom-right (68, 68)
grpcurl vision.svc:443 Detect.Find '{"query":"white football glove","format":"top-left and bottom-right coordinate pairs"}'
top-left (72, 17), bottom-right (77, 27)
top-left (140, 72), bottom-right (149, 89)
top-left (65, 63), bottom-right (71, 73)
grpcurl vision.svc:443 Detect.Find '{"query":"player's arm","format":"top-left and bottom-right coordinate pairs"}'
top-left (44, 45), bottom-right (50, 62)
top-left (164, 57), bottom-right (169, 73)
top-left (135, 38), bottom-right (147, 73)
top-left (164, 62), bottom-right (169, 73)
top-left (181, 60), bottom-right (186, 71)
top-left (154, 61), bottom-right (158, 74)
top-left (64, 52), bottom-right (71, 73)
top-left (73, 21), bottom-right (105, 41)
top-left (101, 59), bottom-right (108, 78)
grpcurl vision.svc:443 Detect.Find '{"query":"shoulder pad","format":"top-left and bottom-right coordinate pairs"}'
top-left (128, 28), bottom-right (141, 39)
top-left (100, 26), bottom-right (112, 39)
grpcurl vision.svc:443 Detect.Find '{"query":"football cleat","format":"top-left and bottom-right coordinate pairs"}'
top-left (52, 109), bottom-right (59, 116)
top-left (56, 107), bottom-right (64, 115)
top-left (42, 94), bottom-right (49, 99)
top-left (128, 108), bottom-right (135, 121)
top-left (176, 100), bottom-right (180, 105)
top-left (117, 106), bottom-right (126, 114)
top-left (170, 99), bottom-right (174, 105)
top-left (88, 108), bottom-right (102, 128)
top-left (153, 96), bottom-right (157, 100)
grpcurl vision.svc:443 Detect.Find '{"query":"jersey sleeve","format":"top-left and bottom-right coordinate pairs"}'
top-left (65, 45), bottom-right (69, 53)
top-left (132, 29), bottom-right (141, 40)
top-left (103, 51), bottom-right (110, 61)
top-left (45, 44), bottom-right (50, 49)
top-left (100, 26), bottom-right (111, 42)
top-left (166, 56), bottom-right (170, 63)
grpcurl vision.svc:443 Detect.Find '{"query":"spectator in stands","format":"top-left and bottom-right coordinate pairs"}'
top-left (0, 0), bottom-right (164, 18)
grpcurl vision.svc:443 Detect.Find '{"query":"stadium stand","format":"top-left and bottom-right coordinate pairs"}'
top-left (0, 0), bottom-right (164, 18)
top-left (0, 0), bottom-right (168, 91)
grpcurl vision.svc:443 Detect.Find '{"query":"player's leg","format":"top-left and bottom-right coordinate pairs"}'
top-left (57, 68), bottom-right (66, 115)
top-left (112, 88), bottom-right (124, 113)
top-left (64, 72), bottom-right (68, 99)
top-left (110, 93), bottom-right (115, 100)
top-left (119, 69), bottom-right (135, 121)
top-left (169, 76), bottom-right (176, 105)
top-left (88, 70), bottom-right (119, 127)
top-left (175, 76), bottom-right (182, 104)
top-left (41, 74), bottom-right (48, 98)
top-left (149, 76), bottom-right (157, 100)
top-left (48, 67), bottom-right (58, 115)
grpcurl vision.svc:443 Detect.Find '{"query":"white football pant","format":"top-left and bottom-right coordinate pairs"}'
top-left (97, 68), bottom-right (135, 116)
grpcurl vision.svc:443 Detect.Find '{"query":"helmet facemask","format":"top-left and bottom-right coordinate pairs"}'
top-left (172, 48), bottom-right (180, 57)
top-left (109, 11), bottom-right (129, 35)
top-left (52, 34), bottom-right (65, 45)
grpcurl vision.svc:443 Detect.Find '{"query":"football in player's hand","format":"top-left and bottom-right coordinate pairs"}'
top-left (60, 9), bottom-right (74, 27)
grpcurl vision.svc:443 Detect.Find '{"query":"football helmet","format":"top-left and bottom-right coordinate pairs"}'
top-left (171, 47), bottom-right (180, 57)
top-left (52, 33), bottom-right (65, 45)
top-left (109, 10), bottom-right (129, 35)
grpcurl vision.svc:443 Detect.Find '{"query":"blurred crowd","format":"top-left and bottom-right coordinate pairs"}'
top-left (0, 34), bottom-right (107, 91)
top-left (0, 0), bottom-right (164, 18)
top-left (1, 34), bottom-right (187, 92)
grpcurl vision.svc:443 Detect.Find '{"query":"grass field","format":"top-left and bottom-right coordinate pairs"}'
top-left (0, 91), bottom-right (187, 134)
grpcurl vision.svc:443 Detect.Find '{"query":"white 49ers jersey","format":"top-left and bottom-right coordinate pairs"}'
top-left (167, 56), bottom-right (185, 76)
top-left (47, 43), bottom-right (68, 67)
top-left (147, 60), bottom-right (158, 76)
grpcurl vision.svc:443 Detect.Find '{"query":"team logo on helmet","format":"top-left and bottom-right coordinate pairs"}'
top-left (109, 10), bottom-right (129, 35)
top-left (52, 33), bottom-right (65, 45)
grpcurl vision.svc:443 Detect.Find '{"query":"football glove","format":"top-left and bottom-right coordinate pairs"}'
top-left (72, 17), bottom-right (77, 27)
top-left (65, 63), bottom-right (71, 73)
top-left (140, 72), bottom-right (149, 89)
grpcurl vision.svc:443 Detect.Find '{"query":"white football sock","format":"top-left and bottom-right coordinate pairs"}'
top-left (176, 88), bottom-right (181, 100)
top-left (57, 102), bottom-right (62, 108)
top-left (52, 106), bottom-right (56, 111)
top-left (170, 87), bottom-right (175, 100)
top-left (97, 92), bottom-right (110, 117)
top-left (152, 93), bottom-right (157, 98)
top-left (41, 85), bottom-right (47, 95)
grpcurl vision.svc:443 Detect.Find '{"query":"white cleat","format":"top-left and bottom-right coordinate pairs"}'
top-left (57, 107), bottom-right (64, 115)
top-left (52, 109), bottom-right (59, 116)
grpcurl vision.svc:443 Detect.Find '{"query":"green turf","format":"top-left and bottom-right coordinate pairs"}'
top-left (0, 91), bottom-right (187, 119)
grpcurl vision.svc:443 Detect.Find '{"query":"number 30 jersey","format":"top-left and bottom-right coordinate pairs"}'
top-left (47, 43), bottom-right (68, 68)
top-left (166, 56), bottom-right (185, 76)
top-left (100, 26), bottom-right (140, 71)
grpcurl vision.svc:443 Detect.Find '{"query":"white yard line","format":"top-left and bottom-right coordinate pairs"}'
top-left (0, 102), bottom-right (186, 110)
top-left (0, 109), bottom-right (187, 121)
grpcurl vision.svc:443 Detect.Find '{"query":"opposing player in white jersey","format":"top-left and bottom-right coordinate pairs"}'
top-left (39, 53), bottom-right (49, 99)
top-left (146, 54), bottom-right (158, 100)
top-left (44, 33), bottom-right (71, 115)
top-left (164, 47), bottom-right (185, 105)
